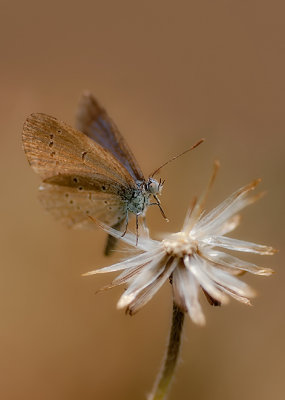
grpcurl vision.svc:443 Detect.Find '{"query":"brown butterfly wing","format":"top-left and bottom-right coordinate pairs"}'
top-left (76, 92), bottom-right (144, 182)
top-left (23, 113), bottom-right (135, 187)
top-left (38, 183), bottom-right (127, 229)
top-left (22, 113), bottom-right (134, 235)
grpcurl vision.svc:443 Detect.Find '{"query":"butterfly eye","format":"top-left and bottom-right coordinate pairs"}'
top-left (147, 178), bottom-right (161, 195)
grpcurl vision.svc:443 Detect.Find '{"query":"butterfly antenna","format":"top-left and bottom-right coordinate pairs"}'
top-left (150, 138), bottom-right (205, 177)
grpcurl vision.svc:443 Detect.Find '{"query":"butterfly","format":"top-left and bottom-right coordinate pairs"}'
top-left (22, 92), bottom-right (203, 255)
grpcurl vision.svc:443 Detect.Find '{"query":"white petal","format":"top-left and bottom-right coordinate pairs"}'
top-left (117, 251), bottom-right (166, 287)
top-left (184, 255), bottom-right (229, 304)
top-left (93, 219), bottom-right (159, 251)
top-left (202, 235), bottom-right (276, 255)
top-left (192, 180), bottom-right (261, 238)
top-left (97, 263), bottom-right (153, 292)
top-left (173, 263), bottom-right (206, 326)
top-left (203, 249), bottom-right (274, 276)
top-left (184, 161), bottom-right (220, 233)
top-left (172, 262), bottom-right (188, 313)
top-left (126, 259), bottom-right (178, 315)
top-left (205, 265), bottom-right (256, 298)
top-left (216, 214), bottom-right (241, 236)
top-left (182, 197), bottom-right (198, 231)
top-left (82, 250), bottom-right (161, 276)
top-left (117, 252), bottom-right (168, 308)
top-left (111, 253), bottom-right (165, 285)
top-left (219, 287), bottom-right (252, 305)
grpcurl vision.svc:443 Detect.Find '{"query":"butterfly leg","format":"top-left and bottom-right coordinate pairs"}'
top-left (151, 195), bottom-right (169, 222)
top-left (121, 212), bottom-right (129, 237)
top-left (135, 214), bottom-right (139, 246)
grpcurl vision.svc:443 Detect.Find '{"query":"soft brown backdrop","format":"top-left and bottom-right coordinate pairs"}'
top-left (0, 1), bottom-right (284, 399)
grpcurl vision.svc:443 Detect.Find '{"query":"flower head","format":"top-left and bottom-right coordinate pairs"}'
top-left (84, 163), bottom-right (276, 325)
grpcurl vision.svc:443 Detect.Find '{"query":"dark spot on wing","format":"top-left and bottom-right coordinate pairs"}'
top-left (78, 187), bottom-right (83, 191)
top-left (50, 151), bottom-right (55, 157)
top-left (50, 134), bottom-right (54, 139)
top-left (81, 151), bottom-right (87, 160)
top-left (73, 177), bottom-right (78, 183)
top-left (102, 185), bottom-right (106, 191)
top-left (49, 141), bottom-right (54, 148)
top-left (69, 200), bottom-right (74, 204)
top-left (57, 129), bottom-right (62, 134)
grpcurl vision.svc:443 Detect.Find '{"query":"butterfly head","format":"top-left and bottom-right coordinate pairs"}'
top-left (146, 177), bottom-right (164, 196)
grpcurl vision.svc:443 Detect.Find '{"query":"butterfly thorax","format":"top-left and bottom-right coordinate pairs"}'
top-left (126, 178), bottom-right (162, 216)
top-left (125, 181), bottom-right (149, 216)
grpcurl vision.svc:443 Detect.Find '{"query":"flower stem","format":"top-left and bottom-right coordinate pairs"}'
top-left (148, 301), bottom-right (185, 400)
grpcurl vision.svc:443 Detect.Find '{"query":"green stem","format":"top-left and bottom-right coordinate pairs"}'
top-left (148, 301), bottom-right (185, 400)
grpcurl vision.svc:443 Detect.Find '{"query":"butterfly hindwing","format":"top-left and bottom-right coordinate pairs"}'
top-left (76, 92), bottom-right (144, 182)
top-left (38, 183), bottom-right (127, 229)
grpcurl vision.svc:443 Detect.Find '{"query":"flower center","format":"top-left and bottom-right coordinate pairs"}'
top-left (162, 232), bottom-right (198, 258)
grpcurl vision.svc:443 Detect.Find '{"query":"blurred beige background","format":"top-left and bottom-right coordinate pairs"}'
top-left (0, 1), bottom-right (284, 399)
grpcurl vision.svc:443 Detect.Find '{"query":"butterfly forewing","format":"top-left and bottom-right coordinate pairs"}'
top-left (23, 113), bottom-right (135, 187)
top-left (22, 113), bottom-right (134, 230)
top-left (76, 92), bottom-right (144, 182)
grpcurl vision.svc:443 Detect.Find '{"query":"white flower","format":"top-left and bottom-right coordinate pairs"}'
top-left (83, 164), bottom-right (276, 325)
